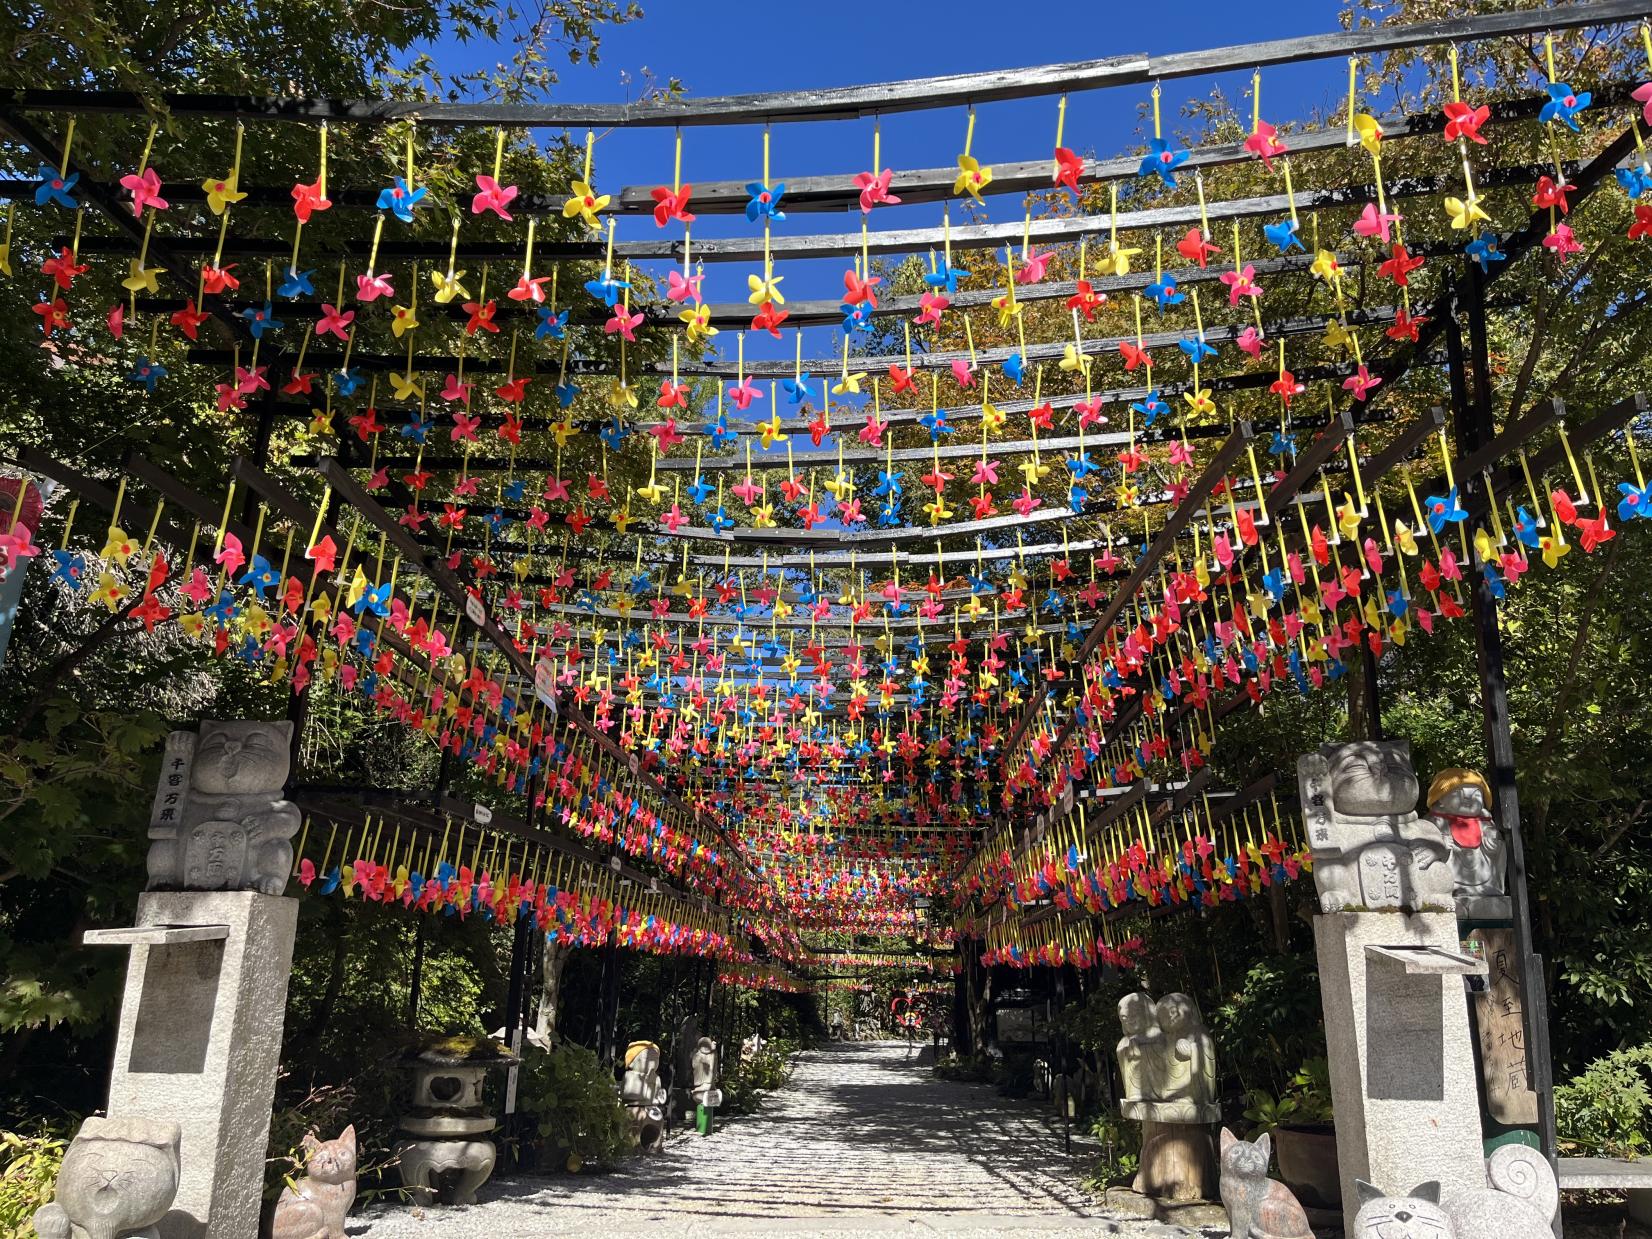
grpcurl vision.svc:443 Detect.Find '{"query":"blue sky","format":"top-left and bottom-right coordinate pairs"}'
top-left (430, 0), bottom-right (1381, 375)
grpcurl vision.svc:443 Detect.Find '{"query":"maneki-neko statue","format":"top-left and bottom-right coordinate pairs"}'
top-left (146, 720), bottom-right (300, 896)
top-left (1297, 740), bottom-right (1453, 913)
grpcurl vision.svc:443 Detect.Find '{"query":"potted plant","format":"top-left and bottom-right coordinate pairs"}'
top-left (1244, 1057), bottom-right (1339, 1210)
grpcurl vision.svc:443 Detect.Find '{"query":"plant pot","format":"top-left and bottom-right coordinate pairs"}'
top-left (1275, 1123), bottom-right (1340, 1210)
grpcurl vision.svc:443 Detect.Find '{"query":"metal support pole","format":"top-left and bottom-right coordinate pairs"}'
top-left (502, 909), bottom-right (533, 1153)
top-left (406, 921), bottom-right (425, 1028)
top-left (1056, 967), bottom-right (1071, 1155)
top-left (1450, 267), bottom-right (1561, 1194)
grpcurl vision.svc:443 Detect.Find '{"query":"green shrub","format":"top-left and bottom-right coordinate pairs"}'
top-left (719, 1046), bottom-right (792, 1115)
top-left (0, 1121), bottom-right (71, 1235)
top-left (1082, 1110), bottom-right (1141, 1189)
top-left (515, 1042), bottom-right (632, 1171)
top-left (1555, 1043), bottom-right (1652, 1159)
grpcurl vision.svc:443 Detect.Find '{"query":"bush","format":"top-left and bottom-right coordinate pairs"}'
top-left (1082, 1110), bottom-right (1141, 1189)
top-left (1555, 1043), bottom-right (1652, 1159)
top-left (933, 1052), bottom-right (996, 1083)
top-left (719, 1046), bottom-right (792, 1115)
top-left (515, 1042), bottom-right (632, 1171)
top-left (0, 1120), bottom-right (71, 1234)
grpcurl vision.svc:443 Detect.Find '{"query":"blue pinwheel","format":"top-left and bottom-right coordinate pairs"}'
top-left (333, 367), bottom-right (363, 396)
top-left (353, 625), bottom-right (376, 657)
top-left (376, 177), bottom-right (427, 222)
top-left (555, 380), bottom-right (581, 407)
top-left (238, 554), bottom-right (278, 600)
top-left (400, 415), bottom-right (430, 444)
top-left (277, 267), bottom-right (316, 298)
top-left (1512, 505), bottom-right (1541, 548)
top-left (1066, 449), bottom-right (1097, 479)
top-left (599, 418), bottom-right (631, 451)
top-left (1067, 485), bottom-right (1089, 513)
top-left (1002, 353), bottom-right (1027, 384)
top-left (873, 468), bottom-right (904, 498)
top-left (918, 408), bottom-right (953, 441)
top-left (241, 302), bottom-right (282, 340)
top-left (1269, 430), bottom-right (1296, 457)
top-left (502, 479), bottom-right (527, 504)
top-left (1264, 217), bottom-right (1304, 253)
top-left (1138, 138), bottom-right (1190, 188)
top-left (686, 474), bottom-right (714, 505)
top-left (584, 273), bottom-right (629, 307)
top-left (484, 508), bottom-right (511, 537)
top-left (1132, 390), bottom-right (1169, 427)
top-left (536, 307), bottom-right (569, 340)
top-left (1465, 230), bottom-right (1505, 273)
top-left (925, 263), bottom-right (971, 295)
top-left (1262, 566), bottom-right (1287, 602)
top-left (1146, 275), bottom-right (1184, 309)
top-left (1539, 82), bottom-right (1590, 133)
top-left (128, 356), bottom-right (167, 392)
top-left (1179, 335), bottom-right (1217, 364)
top-left (745, 181), bottom-right (786, 222)
top-left (840, 302), bottom-right (873, 335)
top-left (708, 506), bottom-right (735, 533)
top-left (1423, 486), bottom-right (1467, 535)
top-left (707, 414), bottom-right (739, 449)
top-left (1481, 562), bottom-right (1506, 601)
top-left (50, 549), bottom-right (86, 590)
top-left (33, 163), bottom-right (79, 208)
top-left (1617, 481), bottom-right (1652, 521)
top-left (1617, 166), bottom-right (1652, 199)
top-left (782, 373), bottom-right (812, 404)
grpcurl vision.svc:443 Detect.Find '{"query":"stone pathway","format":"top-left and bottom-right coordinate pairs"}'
top-left (354, 1041), bottom-right (1217, 1238)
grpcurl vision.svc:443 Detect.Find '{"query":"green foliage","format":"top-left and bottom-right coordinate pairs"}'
top-left (515, 1042), bottom-right (631, 1170)
top-left (0, 1120), bottom-right (71, 1235)
top-left (1243, 1057), bottom-right (1334, 1135)
top-left (932, 1051), bottom-right (997, 1083)
top-left (718, 1046), bottom-right (792, 1115)
top-left (264, 1078), bottom-right (401, 1203)
top-left (1210, 956), bottom-right (1327, 1101)
top-left (1081, 1110), bottom-right (1141, 1189)
top-left (1555, 1044), bottom-right (1652, 1159)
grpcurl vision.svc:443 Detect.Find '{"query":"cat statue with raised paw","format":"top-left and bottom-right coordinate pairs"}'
top-left (270, 1125), bottom-right (356, 1239)
top-left (1219, 1129), bottom-right (1314, 1239)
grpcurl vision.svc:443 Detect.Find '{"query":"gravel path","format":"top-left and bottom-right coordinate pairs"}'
top-left (353, 1041), bottom-right (1217, 1238)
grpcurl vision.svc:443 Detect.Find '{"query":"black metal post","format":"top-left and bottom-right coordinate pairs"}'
top-left (406, 921), bottom-right (425, 1027)
top-left (1056, 966), bottom-right (1071, 1155)
top-left (1450, 267), bottom-right (1561, 1189)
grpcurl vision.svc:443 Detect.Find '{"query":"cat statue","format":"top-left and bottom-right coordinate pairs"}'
top-left (1355, 1144), bottom-right (1560, 1239)
top-left (1218, 1129), bottom-right (1314, 1239)
top-left (270, 1126), bottom-right (356, 1239)
top-left (33, 1116), bottom-right (181, 1239)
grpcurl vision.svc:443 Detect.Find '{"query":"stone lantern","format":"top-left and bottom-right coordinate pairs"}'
top-left (397, 1039), bottom-right (519, 1206)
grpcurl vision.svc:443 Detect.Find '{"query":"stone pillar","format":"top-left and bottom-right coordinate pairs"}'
top-left (94, 890), bottom-right (298, 1239)
top-left (1314, 911), bottom-right (1486, 1233)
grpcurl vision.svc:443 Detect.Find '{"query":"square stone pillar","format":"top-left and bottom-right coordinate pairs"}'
top-left (1314, 911), bottom-right (1486, 1233)
top-left (92, 890), bottom-right (298, 1239)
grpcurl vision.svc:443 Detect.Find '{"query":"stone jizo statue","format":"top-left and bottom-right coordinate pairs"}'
top-left (1115, 991), bottom-right (1218, 1123)
top-left (146, 720), bottom-right (300, 895)
top-left (689, 1036), bottom-right (719, 1108)
top-left (1297, 739), bottom-right (1453, 912)
top-left (1425, 769), bottom-right (1506, 898)
top-left (621, 1040), bottom-right (667, 1151)
top-left (33, 1116), bottom-right (181, 1239)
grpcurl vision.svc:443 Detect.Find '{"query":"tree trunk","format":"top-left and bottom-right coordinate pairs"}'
top-left (534, 937), bottom-right (571, 1042)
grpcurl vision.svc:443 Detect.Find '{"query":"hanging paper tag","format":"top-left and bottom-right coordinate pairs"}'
top-left (464, 594), bottom-right (487, 626)
top-left (533, 658), bottom-right (558, 712)
top-left (473, 803), bottom-right (492, 825)
top-left (609, 854), bottom-right (622, 873)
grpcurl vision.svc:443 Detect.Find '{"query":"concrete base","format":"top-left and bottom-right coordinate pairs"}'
top-left (399, 1138), bottom-right (497, 1206)
top-left (1131, 1120), bottom-right (1217, 1202)
top-left (1315, 911), bottom-right (1485, 1234)
top-left (100, 890), bottom-right (298, 1239)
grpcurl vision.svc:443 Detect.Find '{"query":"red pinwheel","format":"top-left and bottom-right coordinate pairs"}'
top-left (1243, 120), bottom-right (1288, 171)
top-left (32, 296), bottom-right (69, 337)
top-left (201, 263), bottom-right (239, 294)
top-left (1269, 370), bottom-right (1303, 407)
top-left (1385, 308), bottom-right (1428, 342)
top-left (1175, 227), bottom-right (1221, 268)
top-left (657, 379), bottom-right (690, 409)
top-left (1066, 280), bottom-right (1106, 321)
top-left (292, 179), bottom-right (332, 222)
top-left (1543, 223), bottom-right (1582, 261)
top-left (853, 168), bottom-right (901, 213)
top-left (751, 301), bottom-right (789, 338)
top-left (650, 184), bottom-right (695, 227)
top-left (1053, 147), bottom-right (1084, 193)
top-left (1378, 243), bottom-right (1424, 286)
top-left (508, 273), bottom-right (551, 303)
top-left (463, 299), bottom-right (499, 334)
top-left (1532, 175), bottom-right (1573, 215)
top-left (495, 376), bottom-right (531, 403)
top-left (1118, 341), bottom-right (1151, 371)
top-left (171, 300), bottom-right (210, 340)
top-left (40, 247), bottom-right (87, 290)
top-left (1442, 100), bottom-right (1490, 145)
top-left (843, 269), bottom-right (880, 306)
top-left (1632, 205), bottom-right (1652, 241)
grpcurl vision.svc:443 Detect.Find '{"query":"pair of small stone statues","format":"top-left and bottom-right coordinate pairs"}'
top-left (622, 1036), bottom-right (718, 1150)
top-left (1113, 991), bottom-right (1221, 1201)
top-left (1299, 739), bottom-right (1506, 914)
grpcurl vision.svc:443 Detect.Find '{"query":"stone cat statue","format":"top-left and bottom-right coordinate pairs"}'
top-left (1218, 1129), bottom-right (1314, 1239)
top-left (270, 1125), bottom-right (356, 1239)
top-left (1355, 1145), bottom-right (1560, 1239)
top-left (33, 1116), bottom-right (181, 1239)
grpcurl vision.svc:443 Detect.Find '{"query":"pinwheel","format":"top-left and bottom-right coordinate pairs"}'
top-left (925, 262), bottom-right (970, 295)
top-left (650, 184), bottom-right (694, 226)
top-left (1174, 227), bottom-right (1220, 268)
top-left (679, 303), bottom-right (717, 341)
top-left (356, 271), bottom-right (394, 301)
top-left (563, 179), bottom-right (610, 229)
top-left (33, 163), bottom-right (79, 208)
top-left (1465, 230), bottom-right (1506, 271)
top-left (1218, 265), bottom-right (1261, 306)
top-left (1543, 222), bottom-right (1582, 260)
top-left (753, 301), bottom-right (790, 338)
top-left (1353, 113), bottom-right (1384, 156)
top-left (1244, 120), bottom-right (1288, 170)
top-left (377, 177), bottom-right (426, 222)
top-left (1263, 217), bottom-right (1303, 253)
top-left (128, 357), bottom-right (167, 393)
top-left (1385, 307), bottom-right (1427, 342)
top-left (606, 305), bottom-right (645, 341)
top-left (164, 300), bottom-right (203, 339)
top-left (508, 273), bottom-right (551, 303)
top-left (667, 268), bottom-right (704, 304)
top-left (839, 302), bottom-right (874, 335)
top-left (470, 173), bottom-right (519, 220)
top-left (1617, 481), bottom-right (1652, 521)
top-left (1378, 243), bottom-right (1425, 285)
top-left (728, 377), bottom-right (762, 412)
top-left (1444, 195), bottom-right (1489, 231)
top-left (315, 302), bottom-right (354, 341)
top-left (1118, 341), bottom-right (1152, 371)
top-left (1066, 280), bottom-right (1106, 320)
top-left (584, 272), bottom-right (629, 306)
top-left (1617, 165), bottom-right (1652, 199)
top-left (1421, 486), bottom-right (1466, 534)
top-left (1442, 100), bottom-right (1490, 145)
top-left (1002, 353), bottom-right (1027, 384)
top-left (1354, 202), bottom-right (1401, 242)
top-left (1053, 147), bottom-right (1084, 193)
top-left (333, 368), bottom-right (363, 397)
top-left (853, 168), bottom-right (901, 212)
top-left (747, 271), bottom-right (784, 306)
top-left (1146, 274), bottom-right (1184, 309)
top-left (291, 178), bottom-right (331, 222)
top-left (241, 302), bottom-right (282, 340)
top-left (1138, 138), bottom-right (1190, 187)
top-left (275, 266), bottom-right (315, 299)
top-left (1236, 326), bottom-right (1265, 359)
top-left (781, 372), bottom-right (812, 404)
top-left (1341, 364), bottom-right (1382, 401)
top-left (1178, 335), bottom-right (1216, 365)
top-left (202, 170), bottom-right (246, 214)
top-left (744, 181), bottom-right (786, 222)
top-left (40, 247), bottom-right (86, 290)
top-left (954, 154), bottom-right (993, 203)
top-left (843, 269), bottom-right (881, 306)
top-left (1539, 82), bottom-right (1590, 132)
top-left (119, 166), bottom-right (167, 216)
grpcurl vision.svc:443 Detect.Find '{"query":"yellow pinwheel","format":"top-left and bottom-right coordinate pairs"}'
top-left (1393, 521), bottom-right (1420, 556)
top-left (611, 508), bottom-right (634, 533)
top-left (201, 171), bottom-right (246, 215)
top-left (1322, 319), bottom-right (1353, 352)
top-left (1473, 526), bottom-right (1496, 565)
top-left (431, 268), bottom-right (470, 304)
top-left (1309, 249), bottom-right (1342, 284)
top-left (1353, 113), bottom-right (1384, 157)
top-left (991, 291), bottom-right (1022, 329)
top-left (607, 379), bottom-right (638, 409)
top-left (1444, 195), bottom-right (1490, 231)
top-left (752, 502), bottom-right (777, 528)
top-left (309, 407), bottom-right (335, 436)
top-left (1095, 243), bottom-right (1141, 278)
top-left (1336, 493), bottom-right (1363, 540)
top-left (747, 272), bottom-right (784, 305)
top-left (92, 572), bottom-right (127, 611)
top-left (390, 304), bottom-right (421, 338)
top-left (121, 260), bottom-right (163, 294)
top-left (981, 400), bottom-right (1006, 431)
top-left (679, 304), bottom-right (717, 341)
top-left (924, 496), bottom-right (954, 524)
top-left (1540, 534), bottom-right (1570, 569)
top-left (1018, 457), bottom-right (1051, 485)
top-left (1183, 387), bottom-right (1216, 417)
top-left (832, 371), bottom-right (869, 396)
top-left (389, 371), bottom-right (423, 401)
top-left (759, 414), bottom-right (789, 448)
top-left (562, 180), bottom-right (609, 230)
top-left (345, 565), bottom-right (368, 610)
top-left (100, 525), bottom-right (136, 564)
top-left (550, 418), bottom-right (577, 448)
top-left (823, 470), bottom-right (854, 500)
top-left (954, 154), bottom-right (993, 203)
top-left (635, 477), bottom-right (666, 505)
top-left (1059, 343), bottom-right (1092, 377)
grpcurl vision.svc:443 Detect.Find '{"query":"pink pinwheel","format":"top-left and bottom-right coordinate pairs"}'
top-left (356, 271), bottom-right (394, 302)
top-left (1342, 364), bottom-right (1382, 401)
top-left (451, 412), bottom-right (481, 442)
top-left (1354, 203), bottom-right (1401, 242)
top-left (1543, 222), bottom-right (1582, 261)
top-left (606, 305), bottom-right (644, 341)
top-left (316, 303), bottom-right (354, 340)
top-left (119, 167), bottom-right (168, 216)
top-left (915, 291), bottom-right (949, 326)
top-left (235, 364), bottom-right (270, 394)
top-left (1236, 326), bottom-right (1264, 359)
top-left (1636, 82), bottom-right (1652, 127)
top-left (1075, 399), bottom-right (1107, 429)
top-left (853, 168), bottom-right (901, 213)
top-left (859, 414), bottom-right (888, 445)
top-left (441, 374), bottom-right (473, 404)
top-left (1015, 249), bottom-right (1054, 284)
top-left (970, 459), bottom-right (1000, 486)
top-left (667, 269), bottom-right (704, 304)
top-left (471, 174), bottom-right (518, 220)
top-left (649, 418), bottom-right (684, 452)
top-left (727, 378), bottom-right (762, 411)
top-left (1219, 265), bottom-right (1262, 306)
top-left (950, 358), bottom-right (975, 389)
top-left (732, 475), bottom-right (763, 506)
top-left (107, 303), bottom-right (124, 340)
top-left (215, 532), bottom-right (246, 577)
top-left (508, 273), bottom-right (551, 303)
top-left (1243, 120), bottom-right (1288, 171)
top-left (214, 382), bottom-right (246, 412)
